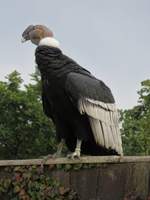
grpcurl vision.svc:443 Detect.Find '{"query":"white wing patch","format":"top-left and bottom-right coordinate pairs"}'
top-left (78, 98), bottom-right (123, 155)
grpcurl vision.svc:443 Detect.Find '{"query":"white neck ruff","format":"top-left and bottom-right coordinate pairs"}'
top-left (39, 37), bottom-right (60, 48)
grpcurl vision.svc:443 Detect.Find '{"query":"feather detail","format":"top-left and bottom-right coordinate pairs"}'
top-left (78, 98), bottom-right (123, 155)
top-left (78, 98), bottom-right (119, 125)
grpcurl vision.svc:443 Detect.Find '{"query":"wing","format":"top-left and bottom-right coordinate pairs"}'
top-left (65, 72), bottom-right (123, 155)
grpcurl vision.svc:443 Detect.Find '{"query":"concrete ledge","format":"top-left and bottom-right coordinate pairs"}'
top-left (0, 156), bottom-right (150, 199)
top-left (0, 156), bottom-right (149, 166)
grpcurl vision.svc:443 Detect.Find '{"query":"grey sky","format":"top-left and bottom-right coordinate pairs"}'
top-left (0, 0), bottom-right (150, 109)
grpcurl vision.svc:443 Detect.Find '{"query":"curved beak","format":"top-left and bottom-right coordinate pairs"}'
top-left (21, 37), bottom-right (27, 43)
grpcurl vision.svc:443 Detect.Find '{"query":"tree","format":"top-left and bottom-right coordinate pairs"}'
top-left (121, 80), bottom-right (150, 155)
top-left (0, 70), bottom-right (57, 159)
top-left (1, 70), bottom-right (149, 158)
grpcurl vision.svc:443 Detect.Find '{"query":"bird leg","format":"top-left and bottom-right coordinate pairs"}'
top-left (44, 139), bottom-right (65, 159)
top-left (67, 139), bottom-right (82, 159)
top-left (53, 139), bottom-right (65, 158)
top-left (41, 139), bottom-right (65, 168)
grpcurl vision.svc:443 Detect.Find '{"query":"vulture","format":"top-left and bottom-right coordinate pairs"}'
top-left (22, 25), bottom-right (123, 158)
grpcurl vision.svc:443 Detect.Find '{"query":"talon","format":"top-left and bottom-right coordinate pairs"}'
top-left (52, 152), bottom-right (61, 158)
top-left (40, 151), bottom-right (63, 168)
top-left (67, 139), bottom-right (81, 159)
top-left (40, 154), bottom-right (53, 168)
top-left (43, 154), bottom-right (53, 160)
top-left (67, 152), bottom-right (81, 159)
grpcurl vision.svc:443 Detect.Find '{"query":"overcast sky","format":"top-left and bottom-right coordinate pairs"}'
top-left (0, 0), bottom-right (150, 109)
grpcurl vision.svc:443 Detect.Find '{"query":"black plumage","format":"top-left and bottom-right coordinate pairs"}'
top-left (35, 46), bottom-right (121, 155)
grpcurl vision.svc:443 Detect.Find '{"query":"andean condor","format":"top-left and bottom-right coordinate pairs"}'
top-left (22, 25), bottom-right (123, 158)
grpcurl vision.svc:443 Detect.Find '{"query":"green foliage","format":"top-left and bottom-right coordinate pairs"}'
top-left (0, 163), bottom-right (99, 199)
top-left (6, 71), bottom-right (23, 91)
top-left (0, 70), bottom-right (57, 159)
top-left (1, 70), bottom-right (150, 157)
top-left (121, 79), bottom-right (150, 155)
top-left (55, 163), bottom-right (97, 172)
top-left (0, 166), bottom-right (78, 200)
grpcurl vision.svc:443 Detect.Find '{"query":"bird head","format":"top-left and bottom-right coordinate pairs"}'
top-left (21, 24), bottom-right (54, 45)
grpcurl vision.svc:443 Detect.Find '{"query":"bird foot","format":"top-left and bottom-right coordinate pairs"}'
top-left (40, 152), bottom-right (62, 170)
top-left (67, 151), bottom-right (81, 159)
top-left (40, 154), bottom-right (52, 169)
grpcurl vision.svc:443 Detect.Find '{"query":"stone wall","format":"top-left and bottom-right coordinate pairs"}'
top-left (0, 156), bottom-right (149, 200)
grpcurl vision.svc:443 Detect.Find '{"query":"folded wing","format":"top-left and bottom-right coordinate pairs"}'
top-left (65, 72), bottom-right (123, 155)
